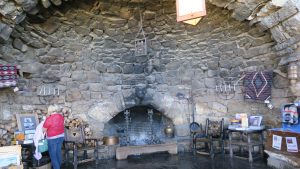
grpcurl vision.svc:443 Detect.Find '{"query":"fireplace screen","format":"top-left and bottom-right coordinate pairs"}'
top-left (103, 106), bottom-right (173, 146)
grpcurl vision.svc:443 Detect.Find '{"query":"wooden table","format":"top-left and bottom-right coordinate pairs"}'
top-left (228, 126), bottom-right (265, 162)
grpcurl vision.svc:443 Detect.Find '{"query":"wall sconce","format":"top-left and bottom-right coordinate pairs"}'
top-left (264, 100), bottom-right (274, 109)
top-left (288, 62), bottom-right (298, 85)
top-left (176, 0), bottom-right (206, 25)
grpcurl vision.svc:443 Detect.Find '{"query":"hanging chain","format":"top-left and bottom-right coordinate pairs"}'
top-left (136, 2), bottom-right (145, 39)
top-left (134, 0), bottom-right (147, 56)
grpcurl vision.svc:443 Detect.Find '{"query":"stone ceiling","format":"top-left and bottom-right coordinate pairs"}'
top-left (1, 0), bottom-right (300, 65)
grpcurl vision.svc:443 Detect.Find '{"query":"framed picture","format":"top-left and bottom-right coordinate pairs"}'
top-left (249, 116), bottom-right (263, 126)
top-left (16, 114), bottom-right (39, 132)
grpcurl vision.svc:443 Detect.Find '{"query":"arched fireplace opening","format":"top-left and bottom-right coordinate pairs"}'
top-left (103, 105), bottom-right (174, 146)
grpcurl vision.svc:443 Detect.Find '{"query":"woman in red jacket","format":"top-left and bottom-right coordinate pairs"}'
top-left (43, 105), bottom-right (64, 169)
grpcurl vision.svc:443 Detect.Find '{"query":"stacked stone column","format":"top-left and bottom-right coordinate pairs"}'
top-left (288, 46), bottom-right (300, 99)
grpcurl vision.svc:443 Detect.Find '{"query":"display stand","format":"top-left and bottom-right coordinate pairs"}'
top-left (266, 103), bottom-right (300, 156)
top-left (265, 130), bottom-right (300, 157)
top-left (264, 103), bottom-right (300, 169)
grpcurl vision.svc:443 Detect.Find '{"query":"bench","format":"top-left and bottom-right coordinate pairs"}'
top-left (116, 143), bottom-right (178, 160)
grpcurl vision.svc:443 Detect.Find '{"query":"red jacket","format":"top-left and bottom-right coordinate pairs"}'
top-left (43, 113), bottom-right (64, 137)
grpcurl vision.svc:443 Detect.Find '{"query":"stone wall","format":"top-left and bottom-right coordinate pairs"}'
top-left (2, 0), bottom-right (300, 59)
top-left (209, 0), bottom-right (300, 66)
top-left (0, 0), bottom-right (292, 143)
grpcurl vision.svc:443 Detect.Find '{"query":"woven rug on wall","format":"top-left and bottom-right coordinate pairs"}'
top-left (244, 71), bottom-right (273, 102)
top-left (0, 65), bottom-right (18, 88)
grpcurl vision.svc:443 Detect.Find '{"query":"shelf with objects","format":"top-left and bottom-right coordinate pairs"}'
top-left (264, 103), bottom-right (300, 168)
top-left (0, 145), bottom-right (23, 168)
top-left (228, 113), bottom-right (265, 162)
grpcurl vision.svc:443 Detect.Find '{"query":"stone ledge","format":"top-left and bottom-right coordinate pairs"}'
top-left (265, 150), bottom-right (300, 169)
top-left (259, 5), bottom-right (298, 31)
top-left (116, 143), bottom-right (178, 160)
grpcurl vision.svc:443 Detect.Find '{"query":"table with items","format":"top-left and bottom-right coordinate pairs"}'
top-left (228, 125), bottom-right (265, 162)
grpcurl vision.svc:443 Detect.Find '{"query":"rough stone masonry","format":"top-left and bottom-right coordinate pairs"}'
top-left (0, 0), bottom-right (299, 146)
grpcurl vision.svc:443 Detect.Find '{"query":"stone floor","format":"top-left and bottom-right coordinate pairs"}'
top-left (64, 152), bottom-right (272, 169)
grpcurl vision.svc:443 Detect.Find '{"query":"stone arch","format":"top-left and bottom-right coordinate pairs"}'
top-left (1, 0), bottom-right (300, 60)
top-left (87, 88), bottom-right (191, 137)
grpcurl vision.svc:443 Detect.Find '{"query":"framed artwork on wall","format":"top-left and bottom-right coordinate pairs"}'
top-left (16, 114), bottom-right (39, 132)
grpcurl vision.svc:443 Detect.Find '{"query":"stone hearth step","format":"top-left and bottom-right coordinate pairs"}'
top-left (116, 143), bottom-right (178, 160)
top-left (265, 150), bottom-right (300, 169)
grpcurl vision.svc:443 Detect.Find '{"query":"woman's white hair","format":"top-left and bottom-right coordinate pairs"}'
top-left (47, 104), bottom-right (62, 115)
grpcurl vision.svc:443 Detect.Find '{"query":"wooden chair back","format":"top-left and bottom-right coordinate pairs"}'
top-left (206, 118), bottom-right (224, 138)
top-left (65, 127), bottom-right (85, 143)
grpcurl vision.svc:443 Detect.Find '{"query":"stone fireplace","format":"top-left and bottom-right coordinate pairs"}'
top-left (87, 86), bottom-right (193, 141)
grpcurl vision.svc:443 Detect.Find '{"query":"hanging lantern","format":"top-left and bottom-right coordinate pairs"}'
top-left (176, 0), bottom-right (206, 25)
top-left (135, 35), bottom-right (147, 57)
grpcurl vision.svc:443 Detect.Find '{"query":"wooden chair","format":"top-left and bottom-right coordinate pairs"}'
top-left (191, 122), bottom-right (204, 154)
top-left (195, 118), bottom-right (225, 158)
top-left (64, 126), bottom-right (99, 169)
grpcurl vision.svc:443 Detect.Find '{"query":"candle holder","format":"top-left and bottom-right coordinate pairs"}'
top-left (215, 78), bottom-right (236, 100)
top-left (37, 85), bottom-right (60, 105)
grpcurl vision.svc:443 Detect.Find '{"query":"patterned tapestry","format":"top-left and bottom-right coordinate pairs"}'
top-left (244, 71), bottom-right (273, 102)
top-left (0, 65), bottom-right (18, 88)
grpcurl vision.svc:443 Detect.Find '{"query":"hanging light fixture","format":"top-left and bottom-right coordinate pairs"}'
top-left (134, 1), bottom-right (147, 57)
top-left (176, 0), bottom-right (206, 25)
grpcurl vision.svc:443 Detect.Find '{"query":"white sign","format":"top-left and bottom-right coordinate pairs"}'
top-left (177, 0), bottom-right (205, 16)
top-left (272, 135), bottom-right (282, 150)
top-left (286, 137), bottom-right (298, 152)
top-left (176, 0), bottom-right (206, 22)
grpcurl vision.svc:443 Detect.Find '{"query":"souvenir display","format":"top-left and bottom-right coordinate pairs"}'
top-left (272, 134), bottom-right (282, 150)
top-left (249, 116), bottom-right (263, 126)
top-left (282, 104), bottom-right (299, 125)
top-left (286, 137), bottom-right (298, 152)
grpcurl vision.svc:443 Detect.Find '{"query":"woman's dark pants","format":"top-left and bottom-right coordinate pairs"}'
top-left (48, 137), bottom-right (64, 169)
